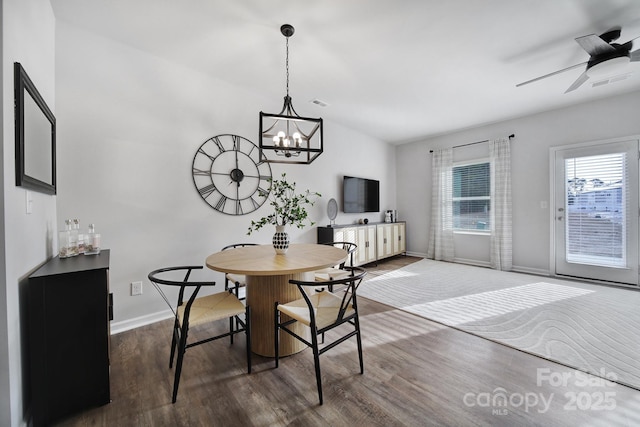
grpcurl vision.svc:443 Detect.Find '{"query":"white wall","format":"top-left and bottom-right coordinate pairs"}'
top-left (1, 0), bottom-right (57, 425)
top-left (55, 22), bottom-right (395, 331)
top-left (397, 90), bottom-right (640, 274)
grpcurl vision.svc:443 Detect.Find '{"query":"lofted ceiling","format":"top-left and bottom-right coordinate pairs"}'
top-left (50, 0), bottom-right (640, 144)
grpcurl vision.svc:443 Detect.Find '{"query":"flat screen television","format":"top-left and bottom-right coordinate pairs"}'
top-left (343, 176), bottom-right (380, 213)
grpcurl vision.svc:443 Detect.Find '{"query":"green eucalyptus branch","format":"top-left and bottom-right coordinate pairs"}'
top-left (247, 173), bottom-right (321, 235)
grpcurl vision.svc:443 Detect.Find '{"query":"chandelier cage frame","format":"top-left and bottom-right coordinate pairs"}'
top-left (259, 24), bottom-right (323, 165)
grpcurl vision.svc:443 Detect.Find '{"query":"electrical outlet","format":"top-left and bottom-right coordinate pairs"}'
top-left (131, 281), bottom-right (143, 296)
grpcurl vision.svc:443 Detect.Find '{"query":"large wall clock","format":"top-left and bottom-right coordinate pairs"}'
top-left (192, 134), bottom-right (272, 215)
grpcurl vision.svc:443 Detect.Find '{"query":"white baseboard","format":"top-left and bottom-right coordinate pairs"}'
top-left (405, 251), bottom-right (426, 258)
top-left (451, 257), bottom-right (552, 277)
top-left (453, 257), bottom-right (492, 268)
top-left (511, 265), bottom-right (551, 277)
top-left (110, 309), bottom-right (173, 335)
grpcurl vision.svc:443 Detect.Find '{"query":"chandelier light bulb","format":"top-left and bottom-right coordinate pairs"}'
top-left (293, 132), bottom-right (301, 147)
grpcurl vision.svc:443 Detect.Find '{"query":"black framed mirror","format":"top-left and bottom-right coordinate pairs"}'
top-left (14, 62), bottom-right (56, 195)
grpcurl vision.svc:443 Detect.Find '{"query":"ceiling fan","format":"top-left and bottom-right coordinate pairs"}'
top-left (516, 27), bottom-right (640, 93)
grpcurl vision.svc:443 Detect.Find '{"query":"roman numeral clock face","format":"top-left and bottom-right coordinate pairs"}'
top-left (192, 134), bottom-right (272, 215)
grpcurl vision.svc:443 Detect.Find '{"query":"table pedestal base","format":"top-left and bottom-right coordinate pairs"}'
top-left (246, 272), bottom-right (312, 357)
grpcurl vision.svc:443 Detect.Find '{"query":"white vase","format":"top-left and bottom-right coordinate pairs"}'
top-left (273, 225), bottom-right (290, 254)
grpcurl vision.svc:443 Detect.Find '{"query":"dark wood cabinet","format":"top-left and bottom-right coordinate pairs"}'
top-left (28, 250), bottom-right (111, 426)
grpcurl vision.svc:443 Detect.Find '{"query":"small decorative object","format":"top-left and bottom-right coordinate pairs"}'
top-left (363, 218), bottom-right (369, 224)
top-left (59, 219), bottom-right (78, 258)
top-left (247, 173), bottom-right (321, 254)
top-left (327, 198), bottom-right (338, 227)
top-left (58, 229), bottom-right (70, 258)
top-left (85, 223), bottom-right (101, 255)
top-left (74, 219), bottom-right (86, 254)
top-left (358, 219), bottom-right (364, 224)
top-left (272, 225), bottom-right (290, 254)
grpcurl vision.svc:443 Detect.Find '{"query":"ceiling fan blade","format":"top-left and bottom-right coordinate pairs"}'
top-left (575, 34), bottom-right (616, 56)
top-left (564, 72), bottom-right (589, 93)
top-left (631, 49), bottom-right (640, 61)
top-left (516, 62), bottom-right (587, 87)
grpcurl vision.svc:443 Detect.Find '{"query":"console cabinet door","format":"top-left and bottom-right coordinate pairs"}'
top-left (377, 224), bottom-right (393, 259)
top-left (355, 226), bottom-right (376, 265)
top-left (364, 225), bottom-right (377, 263)
top-left (334, 226), bottom-right (357, 245)
top-left (392, 222), bottom-right (406, 255)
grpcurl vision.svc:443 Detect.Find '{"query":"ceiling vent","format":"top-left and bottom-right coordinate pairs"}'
top-left (310, 99), bottom-right (329, 107)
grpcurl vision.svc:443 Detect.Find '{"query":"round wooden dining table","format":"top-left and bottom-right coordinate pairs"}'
top-left (205, 243), bottom-right (347, 357)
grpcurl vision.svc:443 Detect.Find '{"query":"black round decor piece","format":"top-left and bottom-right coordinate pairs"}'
top-left (192, 134), bottom-right (272, 215)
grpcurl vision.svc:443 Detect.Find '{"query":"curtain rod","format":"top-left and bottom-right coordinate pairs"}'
top-left (429, 133), bottom-right (515, 153)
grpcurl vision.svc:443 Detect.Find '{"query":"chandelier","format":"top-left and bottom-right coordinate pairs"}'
top-left (259, 24), bottom-right (323, 165)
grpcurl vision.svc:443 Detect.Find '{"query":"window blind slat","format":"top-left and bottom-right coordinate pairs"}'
top-left (565, 153), bottom-right (627, 267)
top-left (453, 162), bottom-right (490, 231)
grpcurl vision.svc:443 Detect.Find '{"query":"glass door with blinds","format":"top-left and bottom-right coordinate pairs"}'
top-left (553, 139), bottom-right (639, 285)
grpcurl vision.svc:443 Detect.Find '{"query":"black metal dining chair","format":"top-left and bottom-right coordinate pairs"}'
top-left (274, 266), bottom-right (366, 405)
top-left (148, 265), bottom-right (251, 403)
top-left (314, 241), bottom-right (357, 291)
top-left (221, 243), bottom-right (258, 300)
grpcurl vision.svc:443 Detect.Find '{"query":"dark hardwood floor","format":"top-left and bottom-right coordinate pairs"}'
top-left (56, 256), bottom-right (640, 426)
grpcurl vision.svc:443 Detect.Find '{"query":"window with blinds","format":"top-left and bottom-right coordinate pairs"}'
top-left (565, 152), bottom-right (627, 267)
top-left (452, 161), bottom-right (490, 231)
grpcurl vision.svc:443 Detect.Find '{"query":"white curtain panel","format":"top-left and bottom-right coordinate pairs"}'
top-left (489, 137), bottom-right (512, 271)
top-left (427, 148), bottom-right (454, 261)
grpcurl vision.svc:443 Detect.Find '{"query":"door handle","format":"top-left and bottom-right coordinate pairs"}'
top-left (557, 216), bottom-right (563, 220)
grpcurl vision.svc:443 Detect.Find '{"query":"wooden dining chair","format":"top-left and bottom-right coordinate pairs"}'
top-left (148, 265), bottom-right (251, 403)
top-left (274, 266), bottom-right (367, 405)
top-left (314, 241), bottom-right (357, 291)
top-left (221, 243), bottom-right (258, 300)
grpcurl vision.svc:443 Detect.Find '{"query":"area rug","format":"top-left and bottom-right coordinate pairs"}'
top-left (359, 259), bottom-right (640, 390)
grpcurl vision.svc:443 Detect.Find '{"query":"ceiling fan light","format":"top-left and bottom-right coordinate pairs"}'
top-left (587, 56), bottom-right (631, 79)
